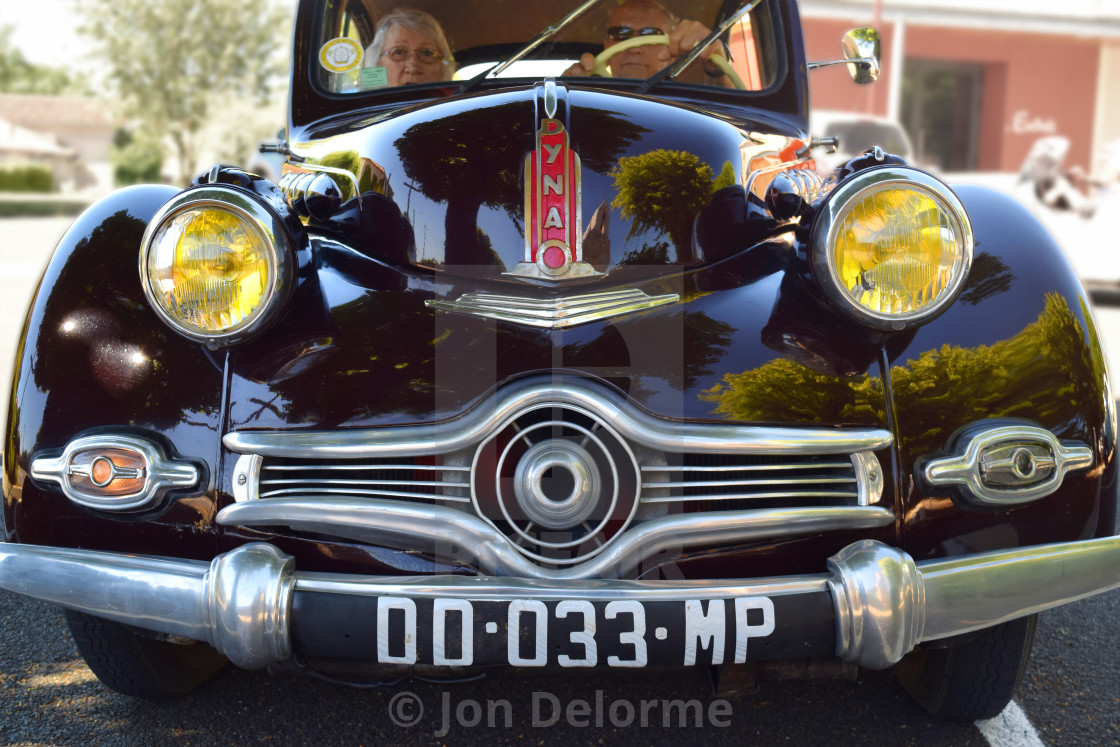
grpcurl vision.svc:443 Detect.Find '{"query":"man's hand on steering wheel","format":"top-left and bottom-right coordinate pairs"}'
top-left (666, 19), bottom-right (722, 64)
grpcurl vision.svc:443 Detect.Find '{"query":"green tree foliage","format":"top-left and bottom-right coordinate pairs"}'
top-left (701, 357), bottom-right (883, 424)
top-left (610, 152), bottom-right (737, 259)
top-left (0, 163), bottom-right (54, 192)
top-left (76, 0), bottom-right (290, 184)
top-left (700, 294), bottom-right (1106, 455)
top-left (610, 149), bottom-right (713, 252)
top-left (0, 26), bottom-right (88, 94)
top-left (110, 128), bottom-right (162, 186)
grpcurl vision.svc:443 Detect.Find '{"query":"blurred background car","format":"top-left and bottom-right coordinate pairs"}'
top-left (810, 109), bottom-right (914, 177)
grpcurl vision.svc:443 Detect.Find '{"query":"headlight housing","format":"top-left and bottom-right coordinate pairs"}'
top-left (811, 167), bottom-right (973, 329)
top-left (140, 186), bottom-right (293, 345)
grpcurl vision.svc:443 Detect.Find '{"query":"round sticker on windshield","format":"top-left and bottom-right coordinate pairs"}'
top-left (319, 38), bottom-right (363, 73)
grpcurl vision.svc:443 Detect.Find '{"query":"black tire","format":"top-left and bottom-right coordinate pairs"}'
top-left (64, 609), bottom-right (228, 698)
top-left (894, 613), bottom-right (1038, 721)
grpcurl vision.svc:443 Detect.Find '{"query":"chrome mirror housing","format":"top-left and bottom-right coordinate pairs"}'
top-left (808, 27), bottom-right (881, 84)
top-left (842, 28), bottom-right (881, 83)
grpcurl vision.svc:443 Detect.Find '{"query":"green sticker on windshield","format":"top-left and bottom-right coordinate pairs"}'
top-left (361, 66), bottom-right (389, 89)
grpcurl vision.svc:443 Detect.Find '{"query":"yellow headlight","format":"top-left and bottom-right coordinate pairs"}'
top-left (141, 188), bottom-right (292, 343)
top-left (814, 168), bottom-right (972, 328)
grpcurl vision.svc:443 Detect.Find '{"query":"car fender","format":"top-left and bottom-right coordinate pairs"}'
top-left (887, 183), bottom-right (1117, 558)
top-left (3, 185), bottom-right (225, 557)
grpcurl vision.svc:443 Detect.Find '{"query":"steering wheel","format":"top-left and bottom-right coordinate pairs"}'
top-left (591, 35), bottom-right (746, 89)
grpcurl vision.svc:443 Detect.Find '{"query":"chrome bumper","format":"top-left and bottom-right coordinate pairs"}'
top-left (2, 537), bottom-right (1120, 671)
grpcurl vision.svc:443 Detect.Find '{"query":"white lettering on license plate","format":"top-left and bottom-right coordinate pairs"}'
top-left (374, 597), bottom-right (776, 667)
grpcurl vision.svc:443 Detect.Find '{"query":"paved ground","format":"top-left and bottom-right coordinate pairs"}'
top-left (0, 217), bottom-right (71, 419)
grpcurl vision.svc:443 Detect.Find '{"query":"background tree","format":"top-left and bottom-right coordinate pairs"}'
top-left (0, 25), bottom-right (88, 94)
top-left (76, 0), bottom-right (290, 183)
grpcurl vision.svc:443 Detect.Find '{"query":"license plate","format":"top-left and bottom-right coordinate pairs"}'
top-left (366, 597), bottom-right (777, 668)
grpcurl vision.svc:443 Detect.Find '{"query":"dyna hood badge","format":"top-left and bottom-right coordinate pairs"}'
top-left (506, 118), bottom-right (603, 281)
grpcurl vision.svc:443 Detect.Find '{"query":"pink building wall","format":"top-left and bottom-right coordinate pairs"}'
top-left (802, 18), bottom-right (1100, 172)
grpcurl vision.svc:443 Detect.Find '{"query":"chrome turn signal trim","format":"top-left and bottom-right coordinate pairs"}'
top-left (425, 288), bottom-right (679, 329)
top-left (919, 423), bottom-right (1093, 508)
top-left (31, 434), bottom-right (201, 511)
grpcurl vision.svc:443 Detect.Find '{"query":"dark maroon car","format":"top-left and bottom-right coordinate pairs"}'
top-left (3, 0), bottom-right (1119, 720)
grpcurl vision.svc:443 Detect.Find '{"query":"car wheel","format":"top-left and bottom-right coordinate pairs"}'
top-left (894, 613), bottom-right (1038, 721)
top-left (65, 609), bottom-right (228, 698)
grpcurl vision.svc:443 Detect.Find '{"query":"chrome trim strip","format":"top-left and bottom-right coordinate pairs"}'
top-left (223, 378), bottom-right (894, 459)
top-left (260, 479), bottom-right (469, 490)
top-left (264, 463), bottom-right (471, 472)
top-left (7, 536), bottom-right (1120, 671)
top-left (922, 425), bottom-right (1093, 506)
top-left (294, 573), bottom-right (829, 601)
top-left (640, 477), bottom-right (856, 489)
top-left (31, 434), bottom-right (200, 512)
top-left (258, 487), bottom-right (471, 503)
top-left (640, 462), bottom-right (852, 472)
top-left (639, 491), bottom-right (856, 504)
top-left (425, 289), bottom-right (679, 329)
top-left (215, 497), bottom-right (895, 580)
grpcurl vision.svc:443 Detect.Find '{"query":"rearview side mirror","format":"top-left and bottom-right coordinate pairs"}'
top-left (808, 27), bottom-right (881, 85)
top-left (842, 28), bottom-right (881, 84)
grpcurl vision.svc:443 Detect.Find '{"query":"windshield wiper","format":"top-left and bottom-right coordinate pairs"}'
top-left (460, 0), bottom-right (601, 92)
top-left (635, 0), bottom-right (763, 95)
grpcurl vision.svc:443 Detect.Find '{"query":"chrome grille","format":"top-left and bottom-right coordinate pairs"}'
top-left (255, 458), bottom-right (470, 503)
top-left (225, 377), bottom-right (893, 573)
top-left (640, 453), bottom-right (870, 510)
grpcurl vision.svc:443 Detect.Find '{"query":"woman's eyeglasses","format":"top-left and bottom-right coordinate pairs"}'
top-left (605, 26), bottom-right (665, 42)
top-left (382, 46), bottom-right (443, 64)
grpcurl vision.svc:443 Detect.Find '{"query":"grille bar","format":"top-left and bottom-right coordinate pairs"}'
top-left (641, 462), bottom-right (852, 473)
top-left (641, 477), bottom-right (857, 489)
top-left (641, 491), bottom-right (857, 504)
top-left (258, 486), bottom-right (471, 502)
top-left (263, 464), bottom-right (470, 473)
top-left (260, 478), bottom-right (469, 490)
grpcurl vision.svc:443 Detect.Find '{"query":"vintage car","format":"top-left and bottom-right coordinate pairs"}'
top-left (3, 0), bottom-right (1120, 722)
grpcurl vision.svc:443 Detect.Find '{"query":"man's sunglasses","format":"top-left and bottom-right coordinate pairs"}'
top-left (605, 26), bottom-right (665, 41)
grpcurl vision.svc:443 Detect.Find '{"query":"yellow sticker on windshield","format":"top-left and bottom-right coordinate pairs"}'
top-left (319, 38), bottom-right (363, 73)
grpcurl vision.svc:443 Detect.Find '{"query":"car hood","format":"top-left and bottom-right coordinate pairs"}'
top-left (227, 83), bottom-right (888, 431)
top-left (288, 82), bottom-right (809, 283)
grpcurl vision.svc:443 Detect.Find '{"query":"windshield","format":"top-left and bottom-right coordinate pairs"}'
top-left (313, 0), bottom-right (780, 94)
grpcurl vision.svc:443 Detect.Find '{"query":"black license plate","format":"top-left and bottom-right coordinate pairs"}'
top-left (292, 592), bottom-right (835, 667)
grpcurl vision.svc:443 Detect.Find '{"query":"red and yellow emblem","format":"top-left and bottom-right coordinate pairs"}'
top-left (508, 118), bottom-right (601, 280)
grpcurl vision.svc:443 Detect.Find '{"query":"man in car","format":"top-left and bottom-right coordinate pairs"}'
top-left (564, 0), bottom-right (728, 81)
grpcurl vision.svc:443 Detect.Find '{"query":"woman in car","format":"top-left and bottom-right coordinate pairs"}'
top-left (365, 8), bottom-right (456, 86)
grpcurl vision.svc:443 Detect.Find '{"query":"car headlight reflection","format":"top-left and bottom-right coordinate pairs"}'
top-left (141, 187), bottom-right (292, 344)
top-left (813, 168), bottom-right (973, 328)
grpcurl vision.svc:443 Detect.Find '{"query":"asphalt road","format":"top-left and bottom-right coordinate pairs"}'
top-left (3, 215), bottom-right (1120, 745)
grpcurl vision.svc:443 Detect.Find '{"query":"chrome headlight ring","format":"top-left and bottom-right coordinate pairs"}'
top-left (811, 166), bottom-right (974, 330)
top-left (139, 185), bottom-right (295, 346)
